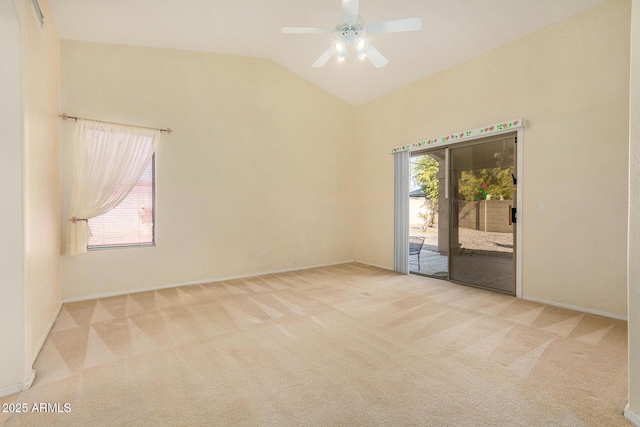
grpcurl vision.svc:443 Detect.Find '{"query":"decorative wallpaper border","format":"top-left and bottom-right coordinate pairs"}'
top-left (389, 119), bottom-right (524, 154)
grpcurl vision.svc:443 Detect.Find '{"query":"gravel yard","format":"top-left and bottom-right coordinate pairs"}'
top-left (410, 225), bottom-right (513, 254)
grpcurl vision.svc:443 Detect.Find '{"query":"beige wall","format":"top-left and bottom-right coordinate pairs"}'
top-left (627, 0), bottom-right (640, 421)
top-left (354, 0), bottom-right (631, 317)
top-left (0, 0), bottom-right (61, 396)
top-left (0, 0), bottom-right (26, 396)
top-left (15, 0), bottom-right (62, 375)
top-left (0, 0), bottom-right (633, 402)
top-left (60, 41), bottom-right (355, 299)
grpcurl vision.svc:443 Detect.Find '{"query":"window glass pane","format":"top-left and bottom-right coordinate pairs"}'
top-left (88, 157), bottom-right (154, 248)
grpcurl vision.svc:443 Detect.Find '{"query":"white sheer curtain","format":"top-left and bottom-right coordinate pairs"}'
top-left (66, 120), bottom-right (160, 255)
top-left (394, 150), bottom-right (410, 274)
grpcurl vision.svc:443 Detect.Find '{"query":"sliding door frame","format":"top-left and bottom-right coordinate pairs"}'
top-left (399, 126), bottom-right (523, 298)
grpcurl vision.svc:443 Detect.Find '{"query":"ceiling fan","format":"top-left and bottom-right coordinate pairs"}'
top-left (281, 0), bottom-right (422, 68)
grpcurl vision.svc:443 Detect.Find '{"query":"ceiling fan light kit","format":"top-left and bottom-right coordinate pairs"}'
top-left (281, 0), bottom-right (421, 69)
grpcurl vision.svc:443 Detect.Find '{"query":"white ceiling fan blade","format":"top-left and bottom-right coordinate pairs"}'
top-left (365, 44), bottom-right (388, 68)
top-left (281, 27), bottom-right (333, 34)
top-left (312, 45), bottom-right (337, 68)
top-left (342, 0), bottom-right (359, 24)
top-left (366, 17), bottom-right (422, 34)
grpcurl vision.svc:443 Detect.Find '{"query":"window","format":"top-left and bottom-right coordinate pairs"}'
top-left (87, 156), bottom-right (155, 248)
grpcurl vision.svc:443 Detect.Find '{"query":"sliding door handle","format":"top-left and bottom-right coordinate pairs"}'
top-left (509, 206), bottom-right (517, 224)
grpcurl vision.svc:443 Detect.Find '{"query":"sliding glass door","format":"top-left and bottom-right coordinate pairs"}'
top-left (449, 135), bottom-right (516, 294)
top-left (409, 149), bottom-right (448, 278)
top-left (410, 132), bottom-right (517, 295)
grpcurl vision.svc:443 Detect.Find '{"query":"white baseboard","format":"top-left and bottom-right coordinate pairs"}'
top-left (348, 265), bottom-right (624, 320)
top-left (353, 260), bottom-right (395, 271)
top-left (29, 302), bottom-right (62, 367)
top-left (0, 302), bottom-right (60, 399)
top-left (0, 383), bottom-right (23, 399)
top-left (0, 369), bottom-right (35, 398)
top-left (62, 260), bottom-right (356, 303)
top-left (24, 302), bottom-right (62, 392)
top-left (626, 404), bottom-right (640, 426)
top-left (522, 295), bottom-right (627, 321)
top-left (23, 370), bottom-right (36, 390)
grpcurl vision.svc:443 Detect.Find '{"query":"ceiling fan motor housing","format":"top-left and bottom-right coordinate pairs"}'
top-left (336, 16), bottom-right (365, 43)
top-left (282, 4), bottom-right (421, 69)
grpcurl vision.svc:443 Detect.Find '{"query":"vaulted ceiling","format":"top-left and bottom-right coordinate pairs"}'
top-left (49, 0), bottom-right (606, 105)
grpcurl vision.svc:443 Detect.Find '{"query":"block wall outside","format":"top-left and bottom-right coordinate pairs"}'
top-left (458, 200), bottom-right (514, 233)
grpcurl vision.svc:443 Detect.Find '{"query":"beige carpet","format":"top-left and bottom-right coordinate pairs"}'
top-left (3, 263), bottom-right (629, 426)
